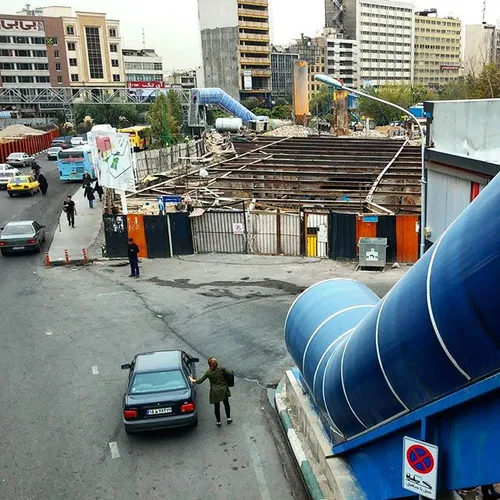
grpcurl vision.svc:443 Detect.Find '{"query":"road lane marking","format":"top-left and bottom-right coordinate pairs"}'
top-left (243, 423), bottom-right (271, 500)
top-left (45, 331), bottom-right (53, 336)
top-left (109, 442), bottom-right (120, 459)
top-left (91, 366), bottom-right (99, 375)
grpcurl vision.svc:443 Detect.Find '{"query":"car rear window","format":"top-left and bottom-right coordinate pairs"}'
top-left (9, 154), bottom-right (22, 158)
top-left (2, 224), bottom-right (34, 235)
top-left (9, 177), bottom-right (28, 184)
top-left (130, 370), bottom-right (187, 394)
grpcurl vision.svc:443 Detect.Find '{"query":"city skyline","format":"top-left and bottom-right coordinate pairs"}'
top-left (4, 0), bottom-right (500, 73)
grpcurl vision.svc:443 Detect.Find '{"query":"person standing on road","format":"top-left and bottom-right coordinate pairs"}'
top-left (189, 357), bottom-right (232, 427)
top-left (94, 181), bottom-right (104, 202)
top-left (63, 195), bottom-right (76, 228)
top-left (38, 172), bottom-right (48, 195)
top-left (128, 237), bottom-right (140, 278)
top-left (84, 184), bottom-right (95, 209)
top-left (82, 172), bottom-right (92, 187)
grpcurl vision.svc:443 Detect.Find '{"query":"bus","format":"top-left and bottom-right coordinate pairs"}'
top-left (118, 126), bottom-right (151, 151)
top-left (57, 146), bottom-right (96, 181)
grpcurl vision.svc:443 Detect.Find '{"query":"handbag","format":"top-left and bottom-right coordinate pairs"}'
top-left (222, 367), bottom-right (235, 387)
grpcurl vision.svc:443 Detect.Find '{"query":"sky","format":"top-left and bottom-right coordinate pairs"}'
top-left (5, 0), bottom-right (500, 72)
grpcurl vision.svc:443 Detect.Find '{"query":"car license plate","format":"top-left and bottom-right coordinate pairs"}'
top-left (12, 246), bottom-right (25, 250)
top-left (147, 407), bottom-right (172, 416)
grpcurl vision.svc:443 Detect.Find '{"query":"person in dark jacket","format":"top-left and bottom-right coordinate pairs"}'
top-left (38, 172), bottom-right (48, 195)
top-left (84, 184), bottom-right (95, 208)
top-left (190, 357), bottom-right (231, 427)
top-left (94, 181), bottom-right (104, 202)
top-left (82, 172), bottom-right (92, 187)
top-left (128, 237), bottom-right (140, 278)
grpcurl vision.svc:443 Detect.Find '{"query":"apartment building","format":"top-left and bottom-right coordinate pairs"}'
top-left (289, 35), bottom-right (326, 93)
top-left (122, 48), bottom-right (163, 84)
top-left (414, 11), bottom-right (461, 88)
top-left (168, 69), bottom-right (197, 89)
top-left (17, 6), bottom-right (125, 87)
top-left (0, 14), bottom-right (70, 92)
top-left (324, 29), bottom-right (359, 88)
top-left (342, 0), bottom-right (415, 86)
top-left (464, 24), bottom-right (500, 75)
top-left (198, 0), bottom-right (271, 102)
top-left (271, 46), bottom-right (298, 100)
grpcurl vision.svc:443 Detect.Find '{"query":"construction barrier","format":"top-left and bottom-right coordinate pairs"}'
top-left (82, 248), bottom-right (88, 264)
top-left (44, 251), bottom-right (51, 268)
top-left (0, 129), bottom-right (59, 163)
top-left (64, 249), bottom-right (70, 266)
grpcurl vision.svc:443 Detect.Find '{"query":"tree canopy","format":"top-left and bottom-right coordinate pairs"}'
top-left (147, 90), bottom-right (184, 146)
top-left (73, 104), bottom-right (145, 130)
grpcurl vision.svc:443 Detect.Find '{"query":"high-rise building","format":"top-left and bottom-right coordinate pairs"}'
top-left (0, 13), bottom-right (70, 92)
top-left (414, 11), bottom-right (462, 88)
top-left (123, 49), bottom-right (163, 85)
top-left (339, 0), bottom-right (415, 87)
top-left (464, 24), bottom-right (500, 75)
top-left (198, 0), bottom-right (271, 102)
top-left (324, 29), bottom-right (359, 88)
top-left (271, 46), bottom-right (298, 101)
top-left (325, 0), bottom-right (345, 33)
top-left (289, 35), bottom-right (325, 94)
top-left (16, 6), bottom-right (125, 87)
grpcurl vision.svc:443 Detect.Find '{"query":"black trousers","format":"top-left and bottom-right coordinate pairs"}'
top-left (129, 258), bottom-right (139, 276)
top-left (66, 211), bottom-right (75, 227)
top-left (214, 398), bottom-right (231, 422)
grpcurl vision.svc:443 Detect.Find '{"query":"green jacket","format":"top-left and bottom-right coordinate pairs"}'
top-left (196, 367), bottom-right (231, 404)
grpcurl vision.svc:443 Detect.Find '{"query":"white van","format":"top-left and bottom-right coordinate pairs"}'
top-left (0, 164), bottom-right (21, 190)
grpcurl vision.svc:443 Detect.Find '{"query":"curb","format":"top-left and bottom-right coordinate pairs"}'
top-left (48, 258), bottom-right (96, 267)
top-left (275, 378), bottom-right (325, 500)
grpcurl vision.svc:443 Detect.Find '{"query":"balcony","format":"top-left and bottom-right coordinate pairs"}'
top-left (239, 44), bottom-right (270, 53)
top-left (238, 8), bottom-right (268, 18)
top-left (240, 56), bottom-right (271, 65)
top-left (239, 32), bottom-right (270, 42)
top-left (250, 68), bottom-right (271, 77)
top-left (238, 20), bottom-right (269, 30)
top-left (239, 0), bottom-right (268, 5)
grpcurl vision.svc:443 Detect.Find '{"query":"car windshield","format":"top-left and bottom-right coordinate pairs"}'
top-left (9, 154), bottom-right (22, 158)
top-left (49, 147), bottom-right (60, 152)
top-left (10, 177), bottom-right (29, 184)
top-left (130, 370), bottom-right (187, 394)
top-left (2, 224), bottom-right (34, 235)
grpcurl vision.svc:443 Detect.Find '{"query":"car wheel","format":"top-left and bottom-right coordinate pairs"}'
top-left (29, 189), bottom-right (33, 196)
top-left (8, 192), bottom-right (13, 197)
top-left (191, 416), bottom-right (198, 428)
top-left (124, 427), bottom-right (133, 435)
top-left (0, 250), bottom-right (6, 256)
top-left (36, 244), bottom-right (41, 253)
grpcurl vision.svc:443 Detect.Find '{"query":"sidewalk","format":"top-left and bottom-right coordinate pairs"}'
top-left (48, 185), bottom-right (103, 265)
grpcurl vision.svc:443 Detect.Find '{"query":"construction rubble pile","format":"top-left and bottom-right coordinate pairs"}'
top-left (263, 124), bottom-right (316, 138)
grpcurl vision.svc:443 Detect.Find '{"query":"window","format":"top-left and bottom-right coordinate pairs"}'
top-left (113, 74), bottom-right (120, 82)
top-left (67, 42), bottom-right (76, 51)
top-left (34, 63), bottom-right (48, 70)
top-left (17, 63), bottom-right (32, 70)
top-left (109, 28), bottom-right (117, 38)
top-left (19, 76), bottom-right (34, 83)
top-left (0, 62), bottom-right (14, 70)
top-left (32, 50), bottom-right (47, 58)
top-left (71, 74), bottom-right (79, 82)
top-left (54, 50), bottom-right (60, 58)
top-left (15, 50), bottom-right (30, 57)
top-left (111, 59), bottom-right (119, 67)
top-left (66, 25), bottom-right (75, 36)
top-left (85, 27), bottom-right (104, 79)
top-left (57, 76), bottom-right (62, 84)
top-left (154, 62), bottom-right (162, 71)
top-left (2, 75), bottom-right (16, 83)
top-left (130, 370), bottom-right (187, 394)
top-left (69, 58), bottom-right (77, 66)
top-left (0, 36), bottom-right (9, 43)
top-left (31, 37), bottom-right (45, 45)
top-left (36, 76), bottom-right (50, 83)
top-left (55, 63), bottom-right (61, 71)
top-left (110, 43), bottom-right (117, 52)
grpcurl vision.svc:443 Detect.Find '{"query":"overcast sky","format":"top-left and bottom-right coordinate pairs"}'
top-left (5, 0), bottom-right (500, 72)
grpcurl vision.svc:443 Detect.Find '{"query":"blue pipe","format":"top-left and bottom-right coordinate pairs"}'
top-left (285, 172), bottom-right (500, 441)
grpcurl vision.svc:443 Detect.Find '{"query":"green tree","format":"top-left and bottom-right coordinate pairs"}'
top-left (147, 91), bottom-right (184, 146)
top-left (270, 105), bottom-right (292, 119)
top-left (241, 97), bottom-right (260, 110)
top-left (309, 85), bottom-right (334, 118)
top-left (73, 104), bottom-right (142, 128)
top-left (476, 64), bottom-right (500, 98)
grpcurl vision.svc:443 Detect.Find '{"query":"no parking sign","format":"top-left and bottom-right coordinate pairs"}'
top-left (403, 437), bottom-right (438, 499)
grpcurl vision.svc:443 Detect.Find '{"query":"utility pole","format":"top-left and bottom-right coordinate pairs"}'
top-left (142, 28), bottom-right (146, 50)
top-left (483, 0), bottom-right (487, 23)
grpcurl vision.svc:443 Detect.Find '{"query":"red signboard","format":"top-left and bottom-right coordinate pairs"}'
top-left (440, 64), bottom-right (460, 72)
top-left (127, 81), bottom-right (166, 89)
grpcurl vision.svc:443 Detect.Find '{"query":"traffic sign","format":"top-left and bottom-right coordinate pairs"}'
top-left (403, 437), bottom-right (438, 499)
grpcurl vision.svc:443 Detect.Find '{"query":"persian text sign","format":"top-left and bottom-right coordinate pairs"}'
top-left (0, 19), bottom-right (44, 31)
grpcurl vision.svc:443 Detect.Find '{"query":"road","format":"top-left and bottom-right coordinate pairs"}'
top-left (0, 161), bottom-right (307, 500)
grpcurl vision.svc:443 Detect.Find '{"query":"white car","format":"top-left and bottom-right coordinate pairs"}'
top-left (70, 136), bottom-right (85, 146)
top-left (6, 152), bottom-right (36, 168)
top-left (0, 164), bottom-right (21, 190)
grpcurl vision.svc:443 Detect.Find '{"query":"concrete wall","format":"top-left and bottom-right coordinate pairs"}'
top-left (342, 0), bottom-right (357, 40)
top-left (198, 0), bottom-right (237, 29)
top-left (200, 27), bottom-right (240, 100)
top-left (429, 99), bottom-right (500, 164)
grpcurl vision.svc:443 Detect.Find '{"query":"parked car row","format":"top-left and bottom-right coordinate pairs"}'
top-left (0, 164), bottom-right (21, 190)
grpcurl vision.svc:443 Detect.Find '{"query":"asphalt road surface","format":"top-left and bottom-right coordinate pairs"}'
top-left (0, 161), bottom-right (307, 500)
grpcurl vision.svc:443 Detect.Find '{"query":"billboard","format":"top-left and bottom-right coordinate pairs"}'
top-left (87, 127), bottom-right (135, 192)
top-left (127, 81), bottom-right (166, 88)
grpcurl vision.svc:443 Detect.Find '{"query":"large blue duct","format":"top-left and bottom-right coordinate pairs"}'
top-left (193, 88), bottom-right (258, 124)
top-left (285, 172), bottom-right (500, 441)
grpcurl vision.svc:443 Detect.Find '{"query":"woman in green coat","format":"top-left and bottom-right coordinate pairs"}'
top-left (190, 357), bottom-right (231, 427)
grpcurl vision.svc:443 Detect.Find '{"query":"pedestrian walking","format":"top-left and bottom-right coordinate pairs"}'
top-left (189, 357), bottom-right (233, 427)
top-left (63, 195), bottom-right (76, 228)
top-left (94, 181), bottom-right (104, 202)
top-left (84, 184), bottom-right (95, 209)
top-left (38, 172), bottom-right (48, 195)
top-left (128, 237), bottom-right (140, 278)
top-left (82, 172), bottom-right (92, 187)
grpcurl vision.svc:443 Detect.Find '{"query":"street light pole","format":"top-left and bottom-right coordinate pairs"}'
top-left (315, 74), bottom-right (427, 258)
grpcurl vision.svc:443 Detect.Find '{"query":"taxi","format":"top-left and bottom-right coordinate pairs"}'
top-left (7, 175), bottom-right (40, 197)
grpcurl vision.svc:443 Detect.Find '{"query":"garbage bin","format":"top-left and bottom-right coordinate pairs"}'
top-left (358, 237), bottom-right (387, 269)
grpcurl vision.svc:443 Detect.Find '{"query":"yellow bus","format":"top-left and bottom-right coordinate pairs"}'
top-left (118, 126), bottom-right (151, 151)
